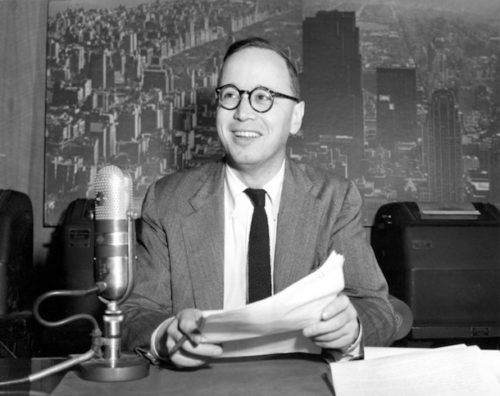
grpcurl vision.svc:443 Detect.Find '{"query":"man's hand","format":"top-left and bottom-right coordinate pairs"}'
top-left (302, 293), bottom-right (360, 350)
top-left (163, 308), bottom-right (222, 368)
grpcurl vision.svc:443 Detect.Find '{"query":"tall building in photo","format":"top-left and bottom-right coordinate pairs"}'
top-left (490, 136), bottom-right (500, 205)
top-left (122, 32), bottom-right (138, 54)
top-left (89, 50), bottom-right (113, 89)
top-left (117, 105), bottom-right (141, 141)
top-left (424, 89), bottom-right (464, 202)
top-left (301, 10), bottom-right (363, 179)
top-left (376, 67), bottom-right (417, 148)
top-left (494, 52), bottom-right (500, 106)
top-left (143, 68), bottom-right (170, 93)
top-left (68, 45), bottom-right (85, 76)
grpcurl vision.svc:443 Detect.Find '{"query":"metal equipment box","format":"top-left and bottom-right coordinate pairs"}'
top-left (0, 189), bottom-right (33, 316)
top-left (371, 201), bottom-right (500, 340)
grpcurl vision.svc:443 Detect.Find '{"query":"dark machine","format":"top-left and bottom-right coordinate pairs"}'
top-left (0, 189), bottom-right (34, 357)
top-left (371, 201), bottom-right (500, 341)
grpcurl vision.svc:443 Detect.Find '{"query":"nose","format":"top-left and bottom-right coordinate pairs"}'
top-left (233, 93), bottom-right (255, 121)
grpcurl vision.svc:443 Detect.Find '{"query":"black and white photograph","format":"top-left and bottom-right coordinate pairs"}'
top-left (43, 0), bottom-right (500, 227)
top-left (1, 0), bottom-right (500, 394)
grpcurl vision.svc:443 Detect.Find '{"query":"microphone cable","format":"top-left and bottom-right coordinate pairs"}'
top-left (32, 285), bottom-right (104, 331)
top-left (0, 286), bottom-right (104, 388)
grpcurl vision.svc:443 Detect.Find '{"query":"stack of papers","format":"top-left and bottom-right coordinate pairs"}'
top-left (202, 250), bottom-right (345, 357)
top-left (330, 344), bottom-right (500, 396)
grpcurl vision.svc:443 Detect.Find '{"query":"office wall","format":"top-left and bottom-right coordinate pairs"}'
top-left (0, 0), bottom-right (50, 265)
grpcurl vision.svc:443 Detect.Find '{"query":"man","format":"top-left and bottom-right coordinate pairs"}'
top-left (122, 37), bottom-right (397, 368)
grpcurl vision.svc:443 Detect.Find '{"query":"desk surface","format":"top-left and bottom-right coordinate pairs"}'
top-left (1, 354), bottom-right (333, 396)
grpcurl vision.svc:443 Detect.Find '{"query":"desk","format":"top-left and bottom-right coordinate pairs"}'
top-left (2, 354), bottom-right (333, 396)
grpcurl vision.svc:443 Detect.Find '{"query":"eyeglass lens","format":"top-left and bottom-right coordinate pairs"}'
top-left (218, 86), bottom-right (274, 112)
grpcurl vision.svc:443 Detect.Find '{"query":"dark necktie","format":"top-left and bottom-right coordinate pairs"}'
top-left (244, 188), bottom-right (271, 303)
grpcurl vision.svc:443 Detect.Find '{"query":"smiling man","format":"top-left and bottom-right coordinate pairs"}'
top-left (122, 37), bottom-right (398, 368)
top-left (215, 42), bottom-right (304, 188)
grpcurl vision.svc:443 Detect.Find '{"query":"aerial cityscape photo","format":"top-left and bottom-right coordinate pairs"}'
top-left (44, 0), bottom-right (500, 226)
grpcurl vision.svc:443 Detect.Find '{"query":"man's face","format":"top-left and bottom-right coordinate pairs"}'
top-left (216, 47), bottom-right (304, 175)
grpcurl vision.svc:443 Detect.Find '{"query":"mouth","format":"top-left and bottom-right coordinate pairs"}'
top-left (232, 130), bottom-right (261, 138)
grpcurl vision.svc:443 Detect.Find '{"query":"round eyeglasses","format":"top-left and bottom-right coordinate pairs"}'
top-left (215, 84), bottom-right (300, 113)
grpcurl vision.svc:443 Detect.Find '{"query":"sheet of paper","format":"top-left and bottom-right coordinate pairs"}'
top-left (201, 250), bottom-right (345, 357)
top-left (363, 344), bottom-right (465, 360)
top-left (330, 344), bottom-right (500, 396)
top-left (216, 330), bottom-right (320, 357)
top-left (482, 349), bottom-right (500, 382)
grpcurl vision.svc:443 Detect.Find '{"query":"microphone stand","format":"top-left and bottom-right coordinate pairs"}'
top-left (6, 171), bottom-right (150, 387)
top-left (78, 209), bottom-right (149, 382)
top-left (26, 209), bottom-right (149, 384)
top-left (8, 281), bottom-right (148, 387)
top-left (77, 301), bottom-right (149, 381)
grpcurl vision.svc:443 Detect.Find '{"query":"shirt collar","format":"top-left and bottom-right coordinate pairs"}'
top-left (224, 161), bottom-right (285, 219)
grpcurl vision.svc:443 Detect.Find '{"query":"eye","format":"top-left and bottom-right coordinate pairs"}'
top-left (252, 89), bottom-right (272, 104)
top-left (221, 87), bottom-right (239, 100)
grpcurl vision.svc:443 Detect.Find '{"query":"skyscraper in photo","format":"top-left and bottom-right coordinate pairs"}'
top-left (89, 50), bottom-right (114, 89)
top-left (301, 10), bottom-right (363, 179)
top-left (424, 89), bottom-right (464, 202)
top-left (490, 136), bottom-right (500, 205)
top-left (376, 67), bottom-right (417, 148)
top-left (494, 52), bottom-right (500, 107)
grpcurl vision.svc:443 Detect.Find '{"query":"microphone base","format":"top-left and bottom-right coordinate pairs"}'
top-left (78, 354), bottom-right (149, 382)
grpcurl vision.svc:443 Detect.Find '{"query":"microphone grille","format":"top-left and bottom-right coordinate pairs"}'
top-left (94, 165), bottom-right (133, 220)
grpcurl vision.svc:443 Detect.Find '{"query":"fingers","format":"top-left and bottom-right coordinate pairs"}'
top-left (167, 336), bottom-right (223, 368)
top-left (303, 294), bottom-right (360, 350)
top-left (176, 309), bottom-right (205, 344)
top-left (167, 343), bottom-right (223, 368)
top-left (319, 293), bottom-right (351, 321)
top-left (168, 336), bottom-right (222, 358)
top-left (165, 309), bottom-right (223, 368)
top-left (307, 325), bottom-right (357, 349)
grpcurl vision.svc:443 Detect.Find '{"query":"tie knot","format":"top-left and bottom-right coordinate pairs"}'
top-left (245, 188), bottom-right (266, 207)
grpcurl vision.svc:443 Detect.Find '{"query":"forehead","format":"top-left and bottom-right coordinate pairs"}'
top-left (220, 47), bottom-right (292, 92)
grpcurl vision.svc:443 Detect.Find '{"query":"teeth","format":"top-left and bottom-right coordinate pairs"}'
top-left (234, 131), bottom-right (260, 138)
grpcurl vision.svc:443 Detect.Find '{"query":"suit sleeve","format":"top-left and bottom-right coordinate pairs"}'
top-left (121, 182), bottom-right (174, 351)
top-left (330, 181), bottom-right (397, 346)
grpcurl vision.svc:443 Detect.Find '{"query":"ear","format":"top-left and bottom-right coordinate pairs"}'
top-left (290, 101), bottom-right (304, 136)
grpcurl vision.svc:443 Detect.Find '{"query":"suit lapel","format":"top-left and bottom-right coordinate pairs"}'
top-left (179, 159), bottom-right (327, 306)
top-left (181, 163), bottom-right (225, 310)
top-left (274, 160), bottom-right (323, 292)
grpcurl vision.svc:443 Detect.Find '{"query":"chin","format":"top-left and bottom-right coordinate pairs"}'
top-left (228, 149), bottom-right (262, 164)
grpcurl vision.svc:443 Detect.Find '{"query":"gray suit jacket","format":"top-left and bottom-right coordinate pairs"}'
top-left (122, 158), bottom-right (397, 350)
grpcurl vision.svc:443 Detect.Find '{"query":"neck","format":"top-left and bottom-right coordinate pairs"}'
top-left (227, 158), bottom-right (285, 188)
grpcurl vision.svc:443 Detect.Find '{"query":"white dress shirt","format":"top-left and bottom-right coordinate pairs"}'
top-left (222, 162), bottom-right (285, 309)
top-left (222, 161), bottom-right (363, 361)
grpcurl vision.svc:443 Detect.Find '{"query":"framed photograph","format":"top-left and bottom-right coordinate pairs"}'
top-left (44, 0), bottom-right (500, 227)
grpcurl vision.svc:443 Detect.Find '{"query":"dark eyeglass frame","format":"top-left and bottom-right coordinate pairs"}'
top-left (215, 84), bottom-right (300, 113)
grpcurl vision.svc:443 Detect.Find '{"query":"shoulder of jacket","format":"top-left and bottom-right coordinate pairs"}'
top-left (146, 161), bottom-right (223, 204)
top-left (288, 158), bottom-right (352, 192)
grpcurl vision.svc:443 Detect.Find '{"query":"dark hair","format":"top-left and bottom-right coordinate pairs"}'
top-left (220, 37), bottom-right (300, 97)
